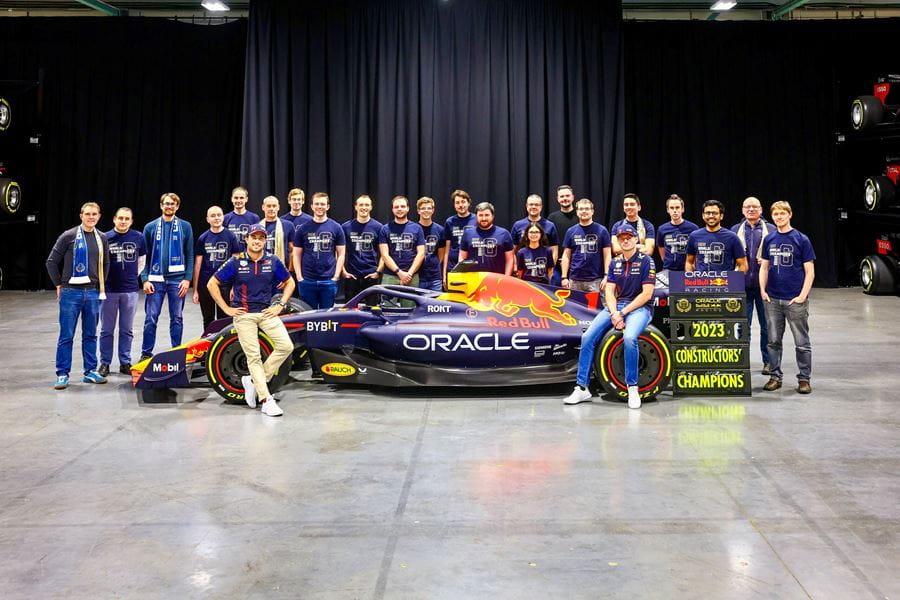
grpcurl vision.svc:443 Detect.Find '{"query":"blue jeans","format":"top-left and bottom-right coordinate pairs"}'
top-left (56, 287), bottom-right (100, 376)
top-left (299, 279), bottom-right (337, 309)
top-left (746, 286), bottom-right (769, 364)
top-left (765, 298), bottom-right (811, 382)
top-left (100, 291), bottom-right (138, 365)
top-left (420, 278), bottom-right (443, 292)
top-left (142, 281), bottom-right (185, 356)
top-left (576, 301), bottom-right (652, 387)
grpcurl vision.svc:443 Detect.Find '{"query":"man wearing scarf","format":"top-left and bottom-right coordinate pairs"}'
top-left (731, 196), bottom-right (772, 374)
top-left (259, 195), bottom-right (294, 267)
top-left (45, 202), bottom-right (111, 389)
top-left (139, 192), bottom-right (194, 362)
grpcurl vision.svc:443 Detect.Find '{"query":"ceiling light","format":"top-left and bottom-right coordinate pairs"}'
top-left (711, 1), bottom-right (737, 10)
top-left (201, 1), bottom-right (230, 11)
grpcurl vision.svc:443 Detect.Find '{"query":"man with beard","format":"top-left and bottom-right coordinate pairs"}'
top-left (685, 199), bottom-right (748, 273)
top-left (458, 202), bottom-right (515, 275)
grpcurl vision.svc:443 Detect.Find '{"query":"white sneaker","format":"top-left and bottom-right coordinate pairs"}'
top-left (242, 375), bottom-right (257, 408)
top-left (563, 386), bottom-right (593, 405)
top-left (261, 396), bottom-right (283, 417)
top-left (627, 385), bottom-right (641, 409)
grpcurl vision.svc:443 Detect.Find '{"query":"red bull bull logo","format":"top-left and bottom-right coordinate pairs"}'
top-left (443, 272), bottom-right (576, 326)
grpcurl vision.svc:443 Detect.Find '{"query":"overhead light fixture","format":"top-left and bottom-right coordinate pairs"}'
top-left (201, 1), bottom-right (230, 11)
top-left (710, 1), bottom-right (737, 10)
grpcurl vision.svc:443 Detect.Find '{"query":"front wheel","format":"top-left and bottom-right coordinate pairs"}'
top-left (205, 328), bottom-right (293, 402)
top-left (863, 176), bottom-right (894, 213)
top-left (860, 254), bottom-right (897, 295)
top-left (593, 324), bottom-right (672, 401)
top-left (851, 95), bottom-right (884, 130)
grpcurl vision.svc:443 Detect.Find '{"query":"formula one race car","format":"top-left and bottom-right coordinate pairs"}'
top-left (863, 160), bottom-right (900, 213)
top-left (851, 75), bottom-right (900, 130)
top-left (132, 267), bottom-right (673, 402)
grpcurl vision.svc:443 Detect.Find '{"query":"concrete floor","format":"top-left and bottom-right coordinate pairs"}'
top-left (0, 288), bottom-right (897, 599)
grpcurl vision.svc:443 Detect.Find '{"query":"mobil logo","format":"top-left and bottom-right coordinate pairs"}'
top-left (152, 362), bottom-right (180, 373)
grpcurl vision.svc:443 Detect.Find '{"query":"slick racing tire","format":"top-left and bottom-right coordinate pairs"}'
top-left (271, 294), bottom-right (312, 315)
top-left (851, 95), bottom-right (884, 130)
top-left (860, 254), bottom-right (897, 295)
top-left (593, 324), bottom-right (672, 401)
top-left (0, 179), bottom-right (21, 215)
top-left (205, 328), bottom-right (293, 403)
top-left (863, 176), bottom-right (894, 213)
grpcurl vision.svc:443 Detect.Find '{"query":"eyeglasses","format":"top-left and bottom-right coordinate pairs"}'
top-left (702, 211), bottom-right (721, 216)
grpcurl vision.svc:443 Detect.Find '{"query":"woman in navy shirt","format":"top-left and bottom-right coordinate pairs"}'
top-left (515, 223), bottom-right (554, 284)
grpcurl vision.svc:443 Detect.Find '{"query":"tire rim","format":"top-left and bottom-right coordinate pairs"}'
top-left (851, 99), bottom-right (863, 129)
top-left (861, 260), bottom-right (873, 289)
top-left (600, 336), bottom-right (666, 393)
top-left (864, 179), bottom-right (877, 211)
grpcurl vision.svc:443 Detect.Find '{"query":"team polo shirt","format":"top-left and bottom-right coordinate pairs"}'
top-left (511, 217), bottom-right (559, 246)
top-left (293, 218), bottom-right (346, 280)
top-left (223, 211), bottom-right (260, 250)
top-left (656, 220), bottom-right (699, 271)
top-left (761, 228), bottom-right (816, 300)
top-left (686, 228), bottom-right (746, 271)
top-left (420, 222), bottom-right (445, 283)
top-left (563, 222), bottom-right (611, 281)
top-left (282, 212), bottom-right (312, 230)
top-left (342, 218), bottom-right (383, 277)
top-left (105, 229), bottom-right (146, 293)
top-left (607, 252), bottom-right (656, 304)
top-left (610, 217), bottom-right (655, 246)
top-left (262, 218), bottom-right (295, 266)
top-left (195, 228), bottom-right (240, 286)
top-left (379, 221), bottom-right (426, 272)
top-left (460, 225), bottom-right (514, 274)
top-left (214, 252), bottom-right (290, 313)
top-left (442, 214), bottom-right (476, 267)
top-left (516, 246), bottom-right (553, 283)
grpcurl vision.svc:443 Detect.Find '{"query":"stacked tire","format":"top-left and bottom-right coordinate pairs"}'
top-left (860, 254), bottom-right (898, 295)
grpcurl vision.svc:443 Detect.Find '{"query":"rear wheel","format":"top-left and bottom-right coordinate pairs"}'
top-left (205, 328), bottom-right (293, 402)
top-left (593, 324), bottom-right (672, 400)
top-left (860, 254), bottom-right (897, 295)
top-left (851, 95), bottom-right (884, 130)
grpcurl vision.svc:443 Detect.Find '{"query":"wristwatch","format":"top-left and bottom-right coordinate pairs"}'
top-left (273, 301), bottom-right (288, 308)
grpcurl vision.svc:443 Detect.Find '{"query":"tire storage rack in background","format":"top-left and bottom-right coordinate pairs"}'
top-left (668, 271), bottom-right (751, 396)
top-left (840, 74), bottom-right (900, 295)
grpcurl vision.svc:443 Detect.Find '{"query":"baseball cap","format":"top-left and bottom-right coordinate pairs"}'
top-left (613, 222), bottom-right (638, 238)
top-left (246, 224), bottom-right (267, 237)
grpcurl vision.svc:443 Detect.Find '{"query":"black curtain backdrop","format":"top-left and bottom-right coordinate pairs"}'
top-left (0, 18), bottom-right (246, 289)
top-left (623, 18), bottom-right (900, 288)
top-left (241, 0), bottom-right (624, 228)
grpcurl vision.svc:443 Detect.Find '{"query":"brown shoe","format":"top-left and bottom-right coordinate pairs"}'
top-left (763, 377), bottom-right (782, 391)
top-left (797, 380), bottom-right (812, 394)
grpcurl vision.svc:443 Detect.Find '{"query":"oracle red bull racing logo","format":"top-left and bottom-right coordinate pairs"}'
top-left (443, 272), bottom-right (576, 326)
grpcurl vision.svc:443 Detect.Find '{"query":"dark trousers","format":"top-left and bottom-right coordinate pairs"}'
top-left (198, 281), bottom-right (229, 332)
top-left (342, 273), bottom-right (381, 302)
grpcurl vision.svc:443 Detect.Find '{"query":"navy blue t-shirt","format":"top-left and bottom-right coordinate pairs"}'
top-left (106, 229), bottom-right (147, 293)
top-left (379, 221), bottom-right (426, 272)
top-left (262, 218), bottom-right (295, 266)
top-left (656, 220), bottom-right (699, 271)
top-left (442, 214), bottom-right (476, 268)
top-left (608, 252), bottom-right (656, 304)
top-left (420, 222), bottom-right (445, 283)
top-left (223, 211), bottom-right (260, 250)
top-left (610, 217), bottom-right (655, 246)
top-left (516, 246), bottom-right (553, 283)
top-left (460, 225), bottom-right (514, 274)
top-left (762, 228), bottom-right (816, 300)
top-left (214, 253), bottom-right (290, 312)
top-left (686, 228), bottom-right (746, 271)
top-left (293, 218), bottom-right (346, 280)
top-left (195, 228), bottom-right (240, 286)
top-left (511, 217), bottom-right (559, 246)
top-left (563, 222), bottom-right (611, 281)
top-left (342, 218), bottom-right (383, 277)
top-left (282, 212), bottom-right (312, 230)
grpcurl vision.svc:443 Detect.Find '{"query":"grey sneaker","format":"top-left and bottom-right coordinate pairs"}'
top-left (261, 397), bottom-right (283, 417)
top-left (761, 363), bottom-right (771, 375)
top-left (242, 375), bottom-right (257, 408)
